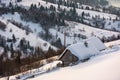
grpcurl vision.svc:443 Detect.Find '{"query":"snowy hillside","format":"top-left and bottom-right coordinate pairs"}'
top-left (1, 12), bottom-right (119, 46)
top-left (49, 21), bottom-right (119, 45)
top-left (0, 0), bottom-right (120, 79)
top-left (0, 15), bottom-right (57, 59)
top-left (17, 0), bottom-right (120, 33)
top-left (1, 12), bottom-right (44, 37)
top-left (1, 0), bottom-right (119, 33)
top-left (17, 0), bottom-right (117, 19)
top-left (105, 20), bottom-right (120, 31)
top-left (1, 0), bottom-right (116, 19)
top-left (0, 0), bottom-right (119, 58)
top-left (18, 0), bottom-right (120, 34)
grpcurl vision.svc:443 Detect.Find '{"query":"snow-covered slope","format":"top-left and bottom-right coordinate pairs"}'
top-left (17, 0), bottom-right (117, 19)
top-left (0, 1), bottom-right (119, 79)
top-left (49, 21), bottom-right (119, 46)
top-left (28, 46), bottom-right (120, 80)
top-left (0, 16), bottom-right (57, 51)
top-left (1, 0), bottom-right (119, 29)
top-left (0, 0), bottom-right (119, 55)
top-left (2, 12), bottom-right (43, 37)
top-left (105, 20), bottom-right (120, 31)
top-left (1, 12), bottom-right (119, 47)
top-left (16, 0), bottom-right (120, 34)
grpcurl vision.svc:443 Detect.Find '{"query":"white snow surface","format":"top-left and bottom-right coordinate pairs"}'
top-left (84, 37), bottom-right (106, 51)
top-left (105, 39), bottom-right (120, 47)
top-left (28, 47), bottom-right (120, 80)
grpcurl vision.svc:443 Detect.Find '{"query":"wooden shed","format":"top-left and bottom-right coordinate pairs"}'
top-left (59, 37), bottom-right (106, 66)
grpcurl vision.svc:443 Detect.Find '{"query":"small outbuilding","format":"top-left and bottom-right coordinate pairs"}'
top-left (59, 37), bottom-right (106, 66)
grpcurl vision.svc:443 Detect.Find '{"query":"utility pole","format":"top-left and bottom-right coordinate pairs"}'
top-left (64, 31), bottom-right (66, 49)
top-left (7, 76), bottom-right (9, 80)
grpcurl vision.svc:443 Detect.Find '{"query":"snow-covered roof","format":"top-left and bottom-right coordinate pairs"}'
top-left (59, 37), bottom-right (106, 60)
top-left (84, 37), bottom-right (106, 51)
top-left (67, 42), bottom-right (100, 60)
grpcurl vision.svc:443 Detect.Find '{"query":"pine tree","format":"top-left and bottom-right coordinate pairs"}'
top-left (38, 2), bottom-right (40, 6)
top-left (11, 7), bottom-right (15, 14)
top-left (17, 0), bottom-right (22, 2)
top-left (84, 41), bottom-right (88, 47)
top-left (29, 4), bottom-right (34, 11)
top-left (10, 43), bottom-right (14, 53)
top-left (15, 50), bottom-right (21, 64)
top-left (58, 3), bottom-right (60, 10)
top-left (12, 34), bottom-right (16, 43)
top-left (9, 2), bottom-right (12, 8)
top-left (39, 5), bottom-right (45, 11)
